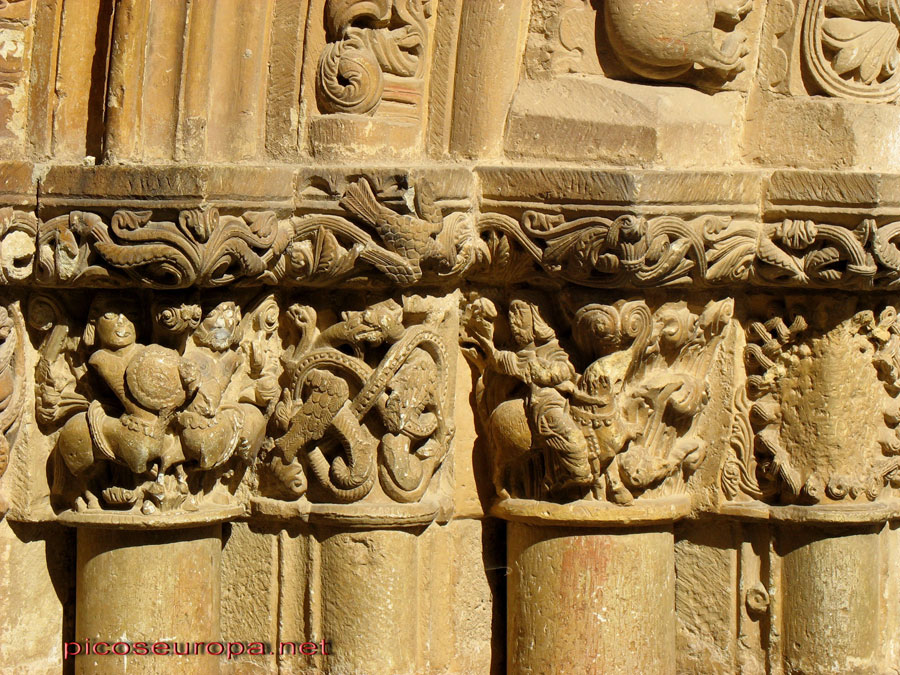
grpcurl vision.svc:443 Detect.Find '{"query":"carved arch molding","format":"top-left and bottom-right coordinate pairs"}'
top-left (3, 0), bottom-right (900, 674)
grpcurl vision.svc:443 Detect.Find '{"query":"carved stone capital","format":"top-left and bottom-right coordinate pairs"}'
top-left (721, 295), bottom-right (900, 524)
top-left (461, 291), bottom-right (735, 525)
top-left (252, 293), bottom-right (457, 528)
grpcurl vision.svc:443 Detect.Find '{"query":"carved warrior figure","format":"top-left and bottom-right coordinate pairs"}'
top-left (267, 296), bottom-right (452, 504)
top-left (462, 295), bottom-right (734, 504)
top-left (604, 0), bottom-right (753, 80)
top-left (179, 301), bottom-right (275, 472)
top-left (465, 298), bottom-right (594, 499)
top-left (39, 294), bottom-right (277, 514)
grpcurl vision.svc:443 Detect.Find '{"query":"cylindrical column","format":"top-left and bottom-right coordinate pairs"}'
top-left (318, 526), bottom-right (418, 675)
top-left (507, 522), bottom-right (676, 674)
top-left (75, 524), bottom-right (222, 674)
top-left (780, 524), bottom-right (881, 674)
top-left (448, 0), bottom-right (530, 158)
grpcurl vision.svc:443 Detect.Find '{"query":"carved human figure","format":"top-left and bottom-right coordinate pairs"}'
top-left (56, 299), bottom-right (187, 509)
top-left (471, 298), bottom-right (592, 497)
top-left (178, 301), bottom-right (273, 474)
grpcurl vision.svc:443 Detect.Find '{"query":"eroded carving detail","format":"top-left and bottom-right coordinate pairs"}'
top-left (604, 0), bottom-right (753, 81)
top-left (37, 293), bottom-right (278, 516)
top-left (724, 297), bottom-right (900, 504)
top-left (0, 300), bottom-right (26, 516)
top-left (462, 293), bottom-right (734, 504)
top-left (317, 0), bottom-right (433, 115)
top-left (262, 294), bottom-right (454, 505)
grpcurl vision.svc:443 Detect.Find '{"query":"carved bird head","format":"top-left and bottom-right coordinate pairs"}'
top-left (437, 213), bottom-right (490, 277)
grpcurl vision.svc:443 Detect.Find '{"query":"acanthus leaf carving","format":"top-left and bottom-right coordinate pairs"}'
top-left (803, 0), bottom-right (900, 101)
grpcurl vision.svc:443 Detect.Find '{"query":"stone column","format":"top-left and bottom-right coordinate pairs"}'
top-left (505, 512), bottom-right (681, 674)
top-left (19, 290), bottom-right (282, 673)
top-left (779, 521), bottom-right (882, 674)
top-left (251, 292), bottom-right (458, 674)
top-left (716, 295), bottom-right (900, 673)
top-left (460, 293), bottom-right (736, 674)
top-left (74, 524), bottom-right (222, 675)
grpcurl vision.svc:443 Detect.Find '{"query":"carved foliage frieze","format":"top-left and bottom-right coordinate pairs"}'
top-left (3, 179), bottom-right (488, 289)
top-left (475, 212), bottom-right (900, 290)
top-left (461, 292), bottom-right (734, 505)
top-left (36, 209), bottom-right (293, 288)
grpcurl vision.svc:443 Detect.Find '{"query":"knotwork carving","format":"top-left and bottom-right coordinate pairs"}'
top-left (461, 293), bottom-right (734, 504)
top-left (803, 0), bottom-right (900, 101)
top-left (263, 294), bottom-right (453, 505)
top-left (317, 0), bottom-right (433, 115)
top-left (35, 292), bottom-right (279, 516)
top-left (604, 0), bottom-right (753, 81)
top-left (723, 297), bottom-right (900, 504)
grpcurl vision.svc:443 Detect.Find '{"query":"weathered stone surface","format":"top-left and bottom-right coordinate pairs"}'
top-left (2, 1), bottom-right (900, 673)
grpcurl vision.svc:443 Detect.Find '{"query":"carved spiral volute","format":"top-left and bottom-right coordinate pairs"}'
top-left (317, 32), bottom-right (385, 115)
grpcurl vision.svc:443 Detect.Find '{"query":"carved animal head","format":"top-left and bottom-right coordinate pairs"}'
top-left (154, 302), bottom-right (202, 334)
top-left (342, 299), bottom-right (404, 347)
top-left (438, 212), bottom-right (491, 276)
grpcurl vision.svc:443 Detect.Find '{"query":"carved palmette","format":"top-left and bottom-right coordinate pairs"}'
top-left (803, 0), bottom-right (900, 102)
top-left (725, 299), bottom-right (900, 504)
